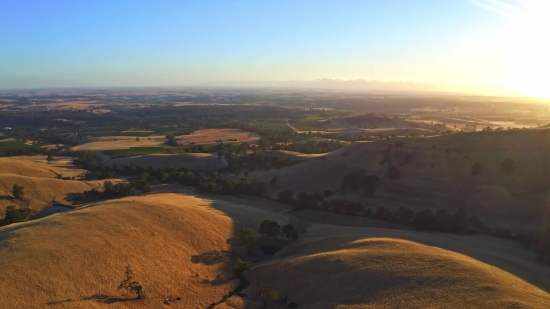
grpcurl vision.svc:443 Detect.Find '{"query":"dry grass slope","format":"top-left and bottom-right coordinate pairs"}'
top-left (248, 237), bottom-right (550, 308)
top-left (0, 194), bottom-right (240, 309)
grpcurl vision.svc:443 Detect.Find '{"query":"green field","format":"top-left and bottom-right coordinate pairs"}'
top-left (91, 131), bottom-right (153, 137)
top-left (252, 122), bottom-right (294, 132)
top-left (165, 148), bottom-right (188, 154)
top-left (105, 147), bottom-right (167, 158)
top-left (0, 140), bottom-right (39, 154)
top-left (291, 119), bottom-right (326, 132)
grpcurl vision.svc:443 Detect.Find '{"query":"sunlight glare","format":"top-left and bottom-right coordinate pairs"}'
top-left (506, 1), bottom-right (550, 98)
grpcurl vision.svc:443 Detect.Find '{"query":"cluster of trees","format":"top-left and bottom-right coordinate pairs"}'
top-left (1, 206), bottom-right (31, 225)
top-left (72, 152), bottom-right (103, 170)
top-left (340, 171), bottom-right (380, 196)
top-left (271, 140), bottom-right (347, 154)
top-left (225, 151), bottom-right (296, 176)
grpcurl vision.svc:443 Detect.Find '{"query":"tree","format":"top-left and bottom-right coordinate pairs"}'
top-left (46, 154), bottom-right (54, 164)
top-left (277, 191), bottom-right (293, 204)
top-left (501, 158), bottom-right (515, 173)
top-left (271, 175), bottom-right (279, 186)
top-left (12, 184), bottom-right (25, 200)
top-left (256, 284), bottom-right (278, 308)
top-left (471, 162), bottom-right (481, 176)
top-left (136, 137), bottom-right (140, 142)
top-left (118, 266), bottom-right (144, 299)
top-left (2, 206), bottom-right (31, 224)
top-left (236, 228), bottom-right (259, 256)
top-left (258, 220), bottom-right (281, 239)
top-left (233, 258), bottom-right (253, 278)
top-left (282, 224), bottom-right (299, 240)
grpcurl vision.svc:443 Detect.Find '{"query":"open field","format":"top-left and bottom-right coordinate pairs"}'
top-left (175, 128), bottom-right (260, 145)
top-left (0, 155), bottom-right (87, 179)
top-left (291, 119), bottom-right (327, 131)
top-left (72, 129), bottom-right (260, 152)
top-left (102, 153), bottom-right (228, 170)
top-left (0, 192), bottom-right (549, 308)
top-left (0, 140), bottom-right (39, 155)
top-left (72, 135), bottom-right (169, 151)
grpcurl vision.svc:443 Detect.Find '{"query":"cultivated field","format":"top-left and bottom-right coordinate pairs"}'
top-left (175, 128), bottom-right (260, 145)
top-left (72, 129), bottom-right (260, 152)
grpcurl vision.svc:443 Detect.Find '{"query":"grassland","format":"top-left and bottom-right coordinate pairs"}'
top-left (0, 192), bottom-right (548, 308)
top-left (291, 119), bottom-right (326, 131)
top-left (0, 140), bottom-right (39, 155)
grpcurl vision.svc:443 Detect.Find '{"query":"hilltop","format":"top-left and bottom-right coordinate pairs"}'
top-left (0, 192), bottom-right (549, 308)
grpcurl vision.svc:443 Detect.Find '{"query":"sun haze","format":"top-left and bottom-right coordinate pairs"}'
top-left (1, 0), bottom-right (548, 97)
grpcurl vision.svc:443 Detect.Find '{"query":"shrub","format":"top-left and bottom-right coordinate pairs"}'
top-left (471, 162), bottom-right (481, 176)
top-left (118, 266), bottom-right (144, 299)
top-left (233, 258), bottom-right (253, 278)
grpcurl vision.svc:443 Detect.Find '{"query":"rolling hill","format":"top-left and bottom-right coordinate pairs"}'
top-left (250, 128), bottom-right (550, 231)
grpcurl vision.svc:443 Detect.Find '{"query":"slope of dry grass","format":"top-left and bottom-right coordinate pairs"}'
top-left (247, 235), bottom-right (550, 308)
top-left (0, 174), bottom-right (97, 214)
top-left (0, 155), bottom-right (87, 178)
top-left (0, 194), bottom-right (237, 309)
top-left (251, 128), bottom-right (550, 230)
top-left (102, 153), bottom-right (227, 170)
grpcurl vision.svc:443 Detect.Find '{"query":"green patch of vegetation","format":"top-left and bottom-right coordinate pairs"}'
top-left (165, 148), bottom-right (189, 154)
top-left (291, 119), bottom-right (326, 131)
top-left (105, 147), bottom-right (167, 158)
top-left (0, 140), bottom-right (39, 155)
top-left (251, 122), bottom-right (293, 132)
top-left (90, 131), bottom-right (152, 137)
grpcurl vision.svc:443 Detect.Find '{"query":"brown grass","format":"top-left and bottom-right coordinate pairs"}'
top-left (0, 191), bottom-right (548, 308)
top-left (0, 193), bottom-right (285, 309)
top-left (0, 174), bottom-right (97, 214)
top-left (250, 128), bottom-right (550, 231)
top-left (247, 236), bottom-right (550, 308)
top-left (0, 156), bottom-right (87, 179)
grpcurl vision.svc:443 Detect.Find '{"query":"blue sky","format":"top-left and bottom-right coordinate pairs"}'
top-left (1, 0), bottom-right (546, 96)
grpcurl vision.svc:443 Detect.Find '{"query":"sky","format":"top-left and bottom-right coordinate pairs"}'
top-left (0, 0), bottom-right (549, 97)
